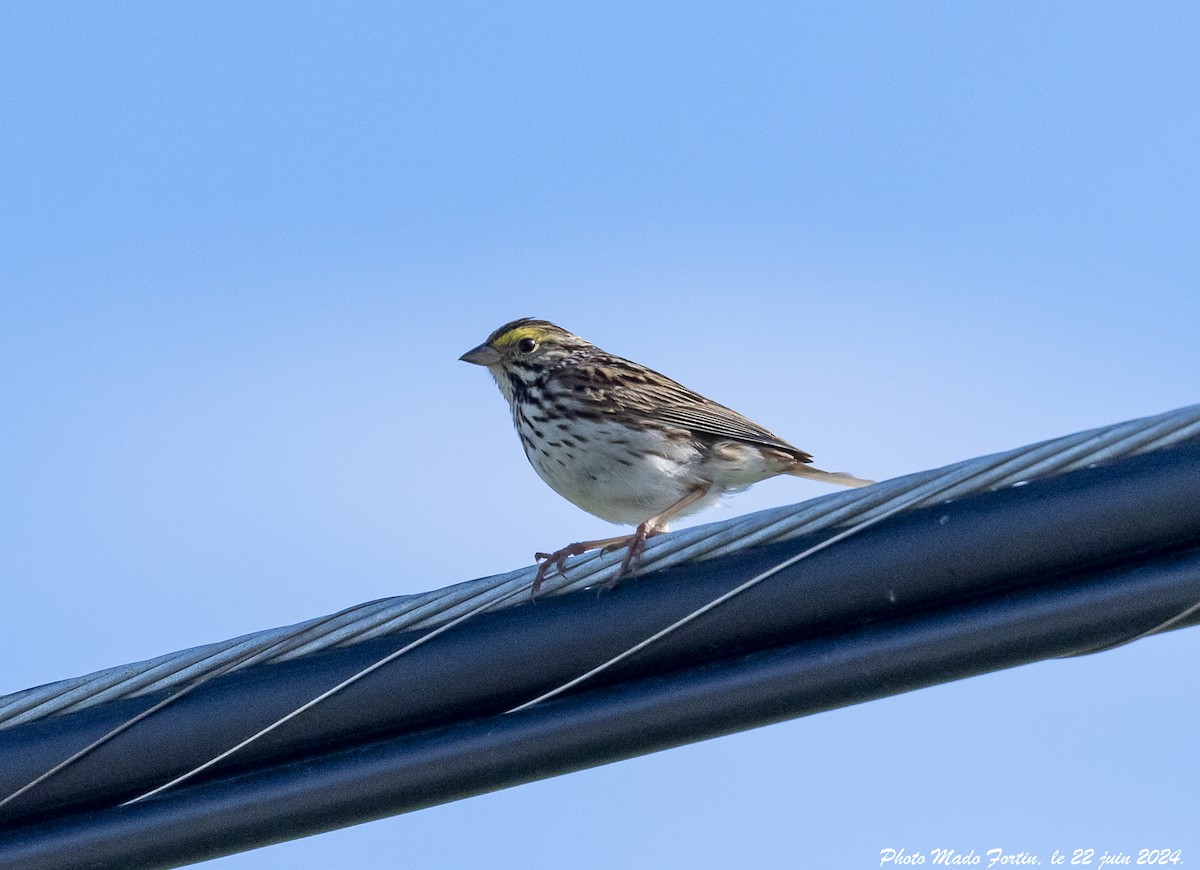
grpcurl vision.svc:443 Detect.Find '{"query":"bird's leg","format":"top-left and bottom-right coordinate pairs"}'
top-left (533, 534), bottom-right (636, 597)
top-left (609, 484), bottom-right (711, 585)
top-left (533, 485), bottom-right (711, 597)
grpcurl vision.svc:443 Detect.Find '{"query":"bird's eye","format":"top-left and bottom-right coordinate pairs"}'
top-left (517, 337), bottom-right (538, 353)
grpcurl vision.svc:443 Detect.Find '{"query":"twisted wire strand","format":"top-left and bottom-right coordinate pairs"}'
top-left (3, 402), bottom-right (1199, 731)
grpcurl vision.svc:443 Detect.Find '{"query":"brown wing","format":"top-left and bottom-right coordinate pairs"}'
top-left (598, 355), bottom-right (814, 464)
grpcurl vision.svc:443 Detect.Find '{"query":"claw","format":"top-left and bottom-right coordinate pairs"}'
top-left (528, 493), bottom-right (703, 599)
top-left (532, 542), bottom-right (591, 598)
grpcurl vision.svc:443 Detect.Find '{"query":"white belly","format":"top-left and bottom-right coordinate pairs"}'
top-left (520, 419), bottom-right (717, 525)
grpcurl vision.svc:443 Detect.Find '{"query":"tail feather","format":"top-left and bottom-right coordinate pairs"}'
top-left (789, 464), bottom-right (875, 488)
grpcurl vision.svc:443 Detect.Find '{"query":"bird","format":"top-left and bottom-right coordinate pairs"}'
top-left (460, 318), bottom-right (873, 595)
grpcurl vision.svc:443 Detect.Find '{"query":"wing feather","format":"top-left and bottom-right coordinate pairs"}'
top-left (597, 358), bottom-right (814, 463)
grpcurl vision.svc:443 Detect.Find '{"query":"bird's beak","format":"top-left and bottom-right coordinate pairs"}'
top-left (459, 343), bottom-right (502, 366)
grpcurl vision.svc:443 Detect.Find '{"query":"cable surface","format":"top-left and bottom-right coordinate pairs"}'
top-left (3, 402), bottom-right (1198, 730)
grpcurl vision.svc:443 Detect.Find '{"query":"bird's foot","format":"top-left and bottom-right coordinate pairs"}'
top-left (532, 542), bottom-right (594, 597)
top-left (531, 521), bottom-right (668, 597)
top-left (532, 528), bottom-right (653, 598)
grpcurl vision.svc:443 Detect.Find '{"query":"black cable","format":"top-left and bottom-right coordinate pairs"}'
top-left (1, 441), bottom-right (1198, 868)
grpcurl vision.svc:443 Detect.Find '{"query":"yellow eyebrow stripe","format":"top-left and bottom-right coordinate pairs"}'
top-left (492, 325), bottom-right (549, 347)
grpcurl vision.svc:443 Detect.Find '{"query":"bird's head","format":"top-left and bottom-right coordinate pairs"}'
top-left (459, 318), bottom-right (591, 378)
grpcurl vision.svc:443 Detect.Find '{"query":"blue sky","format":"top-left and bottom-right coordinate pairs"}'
top-left (2, 3), bottom-right (1198, 867)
